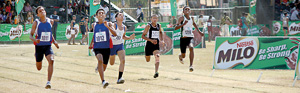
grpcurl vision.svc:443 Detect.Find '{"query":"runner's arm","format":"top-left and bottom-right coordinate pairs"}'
top-left (30, 21), bottom-right (39, 43)
top-left (174, 16), bottom-right (184, 30)
top-left (192, 17), bottom-right (204, 36)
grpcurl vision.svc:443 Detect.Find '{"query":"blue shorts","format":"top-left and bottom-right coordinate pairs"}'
top-left (35, 45), bottom-right (54, 62)
top-left (110, 44), bottom-right (124, 55)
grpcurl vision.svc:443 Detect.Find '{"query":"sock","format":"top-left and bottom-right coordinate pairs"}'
top-left (118, 72), bottom-right (123, 79)
top-left (102, 80), bottom-right (105, 83)
top-left (47, 81), bottom-right (51, 85)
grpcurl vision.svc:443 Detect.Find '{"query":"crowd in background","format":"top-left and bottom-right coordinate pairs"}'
top-left (275, 0), bottom-right (300, 21)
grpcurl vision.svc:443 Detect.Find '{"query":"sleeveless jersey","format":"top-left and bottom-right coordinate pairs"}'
top-left (181, 15), bottom-right (194, 37)
top-left (111, 24), bottom-right (125, 45)
top-left (34, 18), bottom-right (53, 46)
top-left (93, 22), bottom-right (113, 49)
top-left (147, 22), bottom-right (160, 40)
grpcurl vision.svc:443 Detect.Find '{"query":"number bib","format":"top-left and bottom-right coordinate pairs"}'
top-left (151, 31), bottom-right (159, 39)
top-left (40, 32), bottom-right (51, 41)
top-left (183, 27), bottom-right (193, 37)
top-left (95, 32), bottom-right (107, 42)
top-left (207, 22), bottom-right (211, 26)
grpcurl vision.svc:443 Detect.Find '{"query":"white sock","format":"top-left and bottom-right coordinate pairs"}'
top-left (47, 81), bottom-right (51, 85)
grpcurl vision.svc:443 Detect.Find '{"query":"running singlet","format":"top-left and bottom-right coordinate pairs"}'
top-left (93, 23), bottom-right (113, 49)
top-left (111, 24), bottom-right (125, 45)
top-left (181, 16), bottom-right (194, 37)
top-left (34, 18), bottom-right (53, 46)
top-left (147, 22), bottom-right (160, 40)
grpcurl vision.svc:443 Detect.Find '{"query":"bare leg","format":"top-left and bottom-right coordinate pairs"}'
top-left (189, 47), bottom-right (194, 67)
top-left (117, 50), bottom-right (126, 72)
top-left (96, 54), bottom-right (105, 82)
top-left (145, 56), bottom-right (151, 62)
top-left (45, 54), bottom-right (54, 82)
top-left (153, 50), bottom-right (160, 73)
top-left (109, 55), bottom-right (116, 65)
top-left (36, 62), bottom-right (42, 71)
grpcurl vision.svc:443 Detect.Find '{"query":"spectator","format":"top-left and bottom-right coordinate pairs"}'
top-left (85, 0), bottom-right (89, 14)
top-left (207, 15), bottom-right (213, 42)
top-left (169, 16), bottom-right (177, 27)
top-left (59, 5), bottom-right (66, 12)
top-left (100, 4), bottom-right (109, 15)
top-left (291, 7), bottom-right (300, 20)
top-left (0, 11), bottom-right (3, 22)
top-left (198, 15), bottom-right (204, 28)
top-left (14, 15), bottom-right (20, 24)
top-left (67, 5), bottom-right (73, 22)
top-left (8, 10), bottom-right (15, 24)
top-left (50, 11), bottom-right (60, 39)
top-left (5, 1), bottom-right (11, 13)
top-left (136, 5), bottom-right (143, 22)
top-left (282, 12), bottom-right (289, 36)
top-left (11, 0), bottom-right (15, 12)
top-left (220, 13), bottom-right (232, 36)
top-left (241, 13), bottom-right (249, 36)
top-left (26, 11), bottom-right (33, 24)
top-left (32, 1), bottom-right (39, 7)
top-left (2, 11), bottom-right (6, 23)
top-left (24, 2), bottom-right (32, 12)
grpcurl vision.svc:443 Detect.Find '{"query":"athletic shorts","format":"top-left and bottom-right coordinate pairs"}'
top-left (145, 40), bottom-right (159, 56)
top-left (110, 44), bottom-right (124, 55)
top-left (94, 48), bottom-right (110, 65)
top-left (180, 37), bottom-right (193, 53)
top-left (35, 45), bottom-right (54, 62)
top-left (283, 27), bottom-right (288, 30)
top-left (81, 29), bottom-right (86, 35)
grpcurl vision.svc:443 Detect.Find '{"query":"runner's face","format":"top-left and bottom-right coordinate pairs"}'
top-left (151, 16), bottom-right (158, 23)
top-left (97, 10), bottom-right (105, 21)
top-left (184, 7), bottom-right (191, 14)
top-left (116, 13), bottom-right (123, 22)
top-left (37, 7), bottom-right (46, 17)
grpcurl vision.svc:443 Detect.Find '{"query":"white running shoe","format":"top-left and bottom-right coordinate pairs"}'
top-left (179, 54), bottom-right (184, 64)
top-left (117, 78), bottom-right (125, 84)
top-left (45, 82), bottom-right (51, 89)
top-left (102, 81), bottom-right (109, 89)
top-left (189, 66), bottom-right (194, 72)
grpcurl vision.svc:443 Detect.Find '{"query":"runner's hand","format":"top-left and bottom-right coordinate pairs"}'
top-left (54, 42), bottom-right (59, 49)
top-left (151, 40), bottom-right (157, 45)
top-left (35, 39), bottom-right (40, 43)
top-left (130, 33), bottom-right (136, 39)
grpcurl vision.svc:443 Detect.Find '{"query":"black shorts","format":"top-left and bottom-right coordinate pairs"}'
top-left (283, 27), bottom-right (288, 30)
top-left (81, 29), bottom-right (86, 35)
top-left (94, 48), bottom-right (110, 65)
top-left (145, 40), bottom-right (159, 56)
top-left (180, 37), bottom-right (193, 53)
top-left (35, 45), bottom-right (54, 62)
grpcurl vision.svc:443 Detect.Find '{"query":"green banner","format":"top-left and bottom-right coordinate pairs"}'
top-left (0, 23), bottom-right (82, 42)
top-left (134, 22), bottom-right (171, 32)
top-left (229, 24), bottom-right (271, 36)
top-left (173, 29), bottom-right (205, 48)
top-left (15, 0), bottom-right (25, 15)
top-left (249, 0), bottom-right (256, 15)
top-left (90, 0), bottom-right (101, 16)
top-left (88, 32), bottom-right (94, 56)
top-left (170, 0), bottom-right (177, 17)
top-left (272, 21), bottom-right (300, 36)
top-left (124, 31), bottom-right (173, 55)
top-left (88, 31), bottom-right (174, 56)
top-left (214, 37), bottom-right (298, 69)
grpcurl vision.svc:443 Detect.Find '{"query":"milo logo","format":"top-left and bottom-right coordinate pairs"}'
top-left (289, 22), bottom-right (300, 35)
top-left (65, 24), bottom-right (79, 39)
top-left (230, 26), bottom-right (241, 36)
top-left (9, 25), bottom-right (23, 40)
top-left (214, 37), bottom-right (259, 69)
top-left (93, 0), bottom-right (100, 5)
top-left (273, 22), bottom-right (281, 34)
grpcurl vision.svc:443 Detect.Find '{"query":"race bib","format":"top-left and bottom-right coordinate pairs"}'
top-left (207, 22), bottom-right (211, 26)
top-left (40, 32), bottom-right (51, 41)
top-left (183, 27), bottom-right (193, 36)
top-left (95, 32), bottom-right (107, 42)
top-left (151, 31), bottom-right (159, 38)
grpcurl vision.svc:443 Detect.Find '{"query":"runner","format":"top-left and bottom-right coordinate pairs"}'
top-left (141, 15), bottom-right (164, 78)
top-left (174, 6), bottom-right (204, 72)
top-left (109, 12), bottom-right (135, 84)
top-left (29, 6), bottom-right (59, 89)
top-left (89, 9), bottom-right (117, 88)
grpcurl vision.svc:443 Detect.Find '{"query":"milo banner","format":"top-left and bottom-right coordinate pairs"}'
top-left (214, 37), bottom-right (299, 69)
top-left (0, 23), bottom-right (82, 42)
top-left (273, 21), bottom-right (300, 36)
top-left (229, 24), bottom-right (271, 36)
top-left (88, 31), bottom-right (173, 56)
